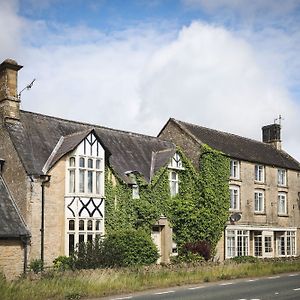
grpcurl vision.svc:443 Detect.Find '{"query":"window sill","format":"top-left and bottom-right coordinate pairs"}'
top-left (229, 178), bottom-right (242, 182)
top-left (277, 185), bottom-right (288, 190)
top-left (254, 212), bottom-right (266, 215)
top-left (278, 214), bottom-right (289, 217)
top-left (254, 181), bottom-right (266, 185)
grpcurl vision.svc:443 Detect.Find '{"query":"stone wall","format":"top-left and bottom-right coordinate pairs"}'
top-left (159, 120), bottom-right (201, 170)
top-left (44, 157), bottom-right (66, 265)
top-left (0, 239), bottom-right (24, 280)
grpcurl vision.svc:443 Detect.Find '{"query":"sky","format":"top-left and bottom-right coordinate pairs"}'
top-left (1, 0), bottom-right (300, 160)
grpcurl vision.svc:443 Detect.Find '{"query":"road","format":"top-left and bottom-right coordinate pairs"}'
top-left (101, 272), bottom-right (300, 300)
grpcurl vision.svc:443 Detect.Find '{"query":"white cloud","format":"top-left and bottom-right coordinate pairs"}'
top-left (1, 1), bottom-right (300, 160)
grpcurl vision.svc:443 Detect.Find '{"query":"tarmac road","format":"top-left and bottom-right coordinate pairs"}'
top-left (100, 272), bottom-right (300, 300)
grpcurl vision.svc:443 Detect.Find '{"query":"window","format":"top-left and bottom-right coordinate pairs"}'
top-left (278, 192), bottom-right (287, 215)
top-left (67, 156), bottom-right (104, 196)
top-left (169, 171), bottom-right (179, 197)
top-left (230, 160), bottom-right (240, 179)
top-left (254, 232), bottom-right (262, 257)
top-left (229, 186), bottom-right (240, 210)
top-left (254, 190), bottom-right (264, 213)
top-left (69, 157), bottom-right (76, 193)
top-left (287, 231), bottom-right (296, 255)
top-left (237, 230), bottom-right (249, 256)
top-left (226, 229), bottom-right (249, 258)
top-left (277, 231), bottom-right (296, 256)
top-left (169, 153), bottom-right (183, 169)
top-left (264, 236), bottom-right (272, 253)
top-left (226, 230), bottom-right (236, 258)
top-left (67, 218), bottom-right (103, 255)
top-left (255, 165), bottom-right (264, 182)
top-left (278, 169), bottom-right (286, 186)
top-left (132, 184), bottom-right (140, 199)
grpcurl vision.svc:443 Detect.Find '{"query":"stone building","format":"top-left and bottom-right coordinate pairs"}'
top-left (159, 118), bottom-right (300, 260)
top-left (0, 59), bottom-right (176, 278)
top-left (1, 57), bottom-right (300, 279)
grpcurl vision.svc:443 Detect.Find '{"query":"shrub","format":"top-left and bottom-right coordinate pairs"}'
top-left (53, 256), bottom-right (75, 271)
top-left (101, 229), bottom-right (159, 267)
top-left (230, 256), bottom-right (259, 264)
top-left (73, 237), bottom-right (103, 269)
top-left (29, 259), bottom-right (44, 273)
top-left (182, 240), bottom-right (212, 261)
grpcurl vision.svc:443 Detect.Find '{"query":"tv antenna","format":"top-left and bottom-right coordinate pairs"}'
top-left (274, 115), bottom-right (284, 126)
top-left (18, 78), bottom-right (36, 100)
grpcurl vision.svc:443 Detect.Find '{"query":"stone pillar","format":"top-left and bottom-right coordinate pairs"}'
top-left (0, 59), bottom-right (23, 122)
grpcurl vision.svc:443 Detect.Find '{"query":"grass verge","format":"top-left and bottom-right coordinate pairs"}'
top-left (1, 257), bottom-right (300, 300)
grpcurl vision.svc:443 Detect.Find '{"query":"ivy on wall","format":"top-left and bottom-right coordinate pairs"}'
top-left (104, 144), bottom-right (230, 255)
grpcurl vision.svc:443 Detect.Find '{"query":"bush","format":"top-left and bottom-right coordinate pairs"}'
top-left (101, 229), bottom-right (159, 267)
top-left (73, 237), bottom-right (103, 269)
top-left (29, 259), bottom-right (44, 273)
top-left (182, 240), bottom-right (212, 261)
top-left (230, 256), bottom-right (259, 264)
top-left (53, 256), bottom-right (75, 271)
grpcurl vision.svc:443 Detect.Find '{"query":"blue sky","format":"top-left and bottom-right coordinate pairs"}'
top-left (1, 0), bottom-right (300, 159)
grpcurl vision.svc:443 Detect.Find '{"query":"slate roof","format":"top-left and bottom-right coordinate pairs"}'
top-left (164, 118), bottom-right (300, 171)
top-left (0, 176), bottom-right (30, 238)
top-left (5, 111), bottom-right (175, 183)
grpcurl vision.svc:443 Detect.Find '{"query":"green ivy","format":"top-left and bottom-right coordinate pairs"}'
top-left (104, 145), bottom-right (230, 256)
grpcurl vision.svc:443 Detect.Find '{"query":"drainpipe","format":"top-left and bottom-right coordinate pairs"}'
top-left (21, 235), bottom-right (30, 274)
top-left (40, 175), bottom-right (51, 265)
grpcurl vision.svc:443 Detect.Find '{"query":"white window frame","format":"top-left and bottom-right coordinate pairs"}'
top-left (67, 217), bottom-right (104, 255)
top-left (169, 153), bottom-right (184, 170)
top-left (277, 169), bottom-right (287, 186)
top-left (132, 184), bottom-right (140, 199)
top-left (168, 152), bottom-right (183, 197)
top-left (229, 185), bottom-right (240, 211)
top-left (254, 190), bottom-right (265, 213)
top-left (255, 164), bottom-right (265, 183)
top-left (278, 192), bottom-right (287, 215)
top-left (169, 170), bottom-right (179, 197)
top-left (277, 231), bottom-right (296, 256)
top-left (65, 132), bottom-right (105, 256)
top-left (226, 229), bottom-right (249, 258)
top-left (230, 160), bottom-right (240, 180)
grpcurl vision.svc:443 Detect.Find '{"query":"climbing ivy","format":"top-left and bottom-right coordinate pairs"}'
top-left (198, 144), bottom-right (230, 247)
top-left (104, 144), bottom-right (230, 257)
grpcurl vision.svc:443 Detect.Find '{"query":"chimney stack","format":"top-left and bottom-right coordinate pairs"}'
top-left (262, 123), bottom-right (281, 150)
top-left (0, 59), bottom-right (23, 122)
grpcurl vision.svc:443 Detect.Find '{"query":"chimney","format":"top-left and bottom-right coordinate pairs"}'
top-left (262, 123), bottom-right (281, 150)
top-left (0, 59), bottom-right (23, 122)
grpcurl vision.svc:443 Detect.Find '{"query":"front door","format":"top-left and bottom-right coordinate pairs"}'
top-left (151, 225), bottom-right (162, 263)
top-left (263, 232), bottom-right (274, 258)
